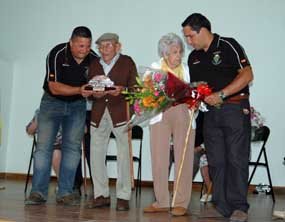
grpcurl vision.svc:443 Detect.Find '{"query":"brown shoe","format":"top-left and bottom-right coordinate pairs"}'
top-left (171, 207), bottom-right (187, 216)
top-left (116, 198), bottom-right (129, 211)
top-left (56, 194), bottom-right (80, 206)
top-left (143, 204), bottom-right (169, 213)
top-left (230, 210), bottom-right (248, 222)
top-left (25, 192), bottom-right (46, 205)
top-left (85, 196), bottom-right (110, 209)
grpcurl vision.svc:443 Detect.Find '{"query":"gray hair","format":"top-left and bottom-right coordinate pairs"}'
top-left (158, 33), bottom-right (185, 58)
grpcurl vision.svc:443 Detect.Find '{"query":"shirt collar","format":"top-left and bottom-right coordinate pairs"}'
top-left (207, 33), bottom-right (220, 53)
top-left (99, 53), bottom-right (120, 67)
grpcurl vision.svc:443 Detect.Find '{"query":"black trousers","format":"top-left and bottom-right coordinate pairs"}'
top-left (73, 111), bottom-right (93, 189)
top-left (203, 100), bottom-right (251, 217)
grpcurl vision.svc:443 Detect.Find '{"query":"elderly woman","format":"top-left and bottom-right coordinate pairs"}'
top-left (143, 33), bottom-right (195, 216)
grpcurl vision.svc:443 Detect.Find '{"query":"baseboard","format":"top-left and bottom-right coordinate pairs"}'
top-left (1, 172), bottom-right (284, 194)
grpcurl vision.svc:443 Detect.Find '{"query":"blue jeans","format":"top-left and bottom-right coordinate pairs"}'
top-left (31, 93), bottom-right (86, 199)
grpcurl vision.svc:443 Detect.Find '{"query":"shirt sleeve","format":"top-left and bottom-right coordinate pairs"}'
top-left (226, 38), bottom-right (250, 69)
top-left (46, 44), bottom-right (65, 82)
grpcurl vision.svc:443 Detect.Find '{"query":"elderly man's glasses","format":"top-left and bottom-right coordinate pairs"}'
top-left (97, 42), bottom-right (115, 50)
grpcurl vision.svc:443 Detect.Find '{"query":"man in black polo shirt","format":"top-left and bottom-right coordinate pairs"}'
top-left (25, 26), bottom-right (97, 206)
top-left (182, 13), bottom-right (253, 222)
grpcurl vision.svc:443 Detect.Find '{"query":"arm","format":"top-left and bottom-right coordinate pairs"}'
top-left (204, 66), bottom-right (253, 106)
top-left (26, 118), bottom-right (37, 135)
top-left (49, 81), bottom-right (94, 98)
top-left (220, 65), bottom-right (253, 98)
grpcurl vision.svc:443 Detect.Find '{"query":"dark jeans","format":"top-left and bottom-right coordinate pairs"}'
top-left (73, 110), bottom-right (93, 190)
top-left (203, 100), bottom-right (251, 217)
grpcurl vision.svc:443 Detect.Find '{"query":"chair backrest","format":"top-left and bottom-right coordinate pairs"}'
top-left (131, 125), bottom-right (143, 140)
top-left (251, 126), bottom-right (270, 145)
top-left (110, 125), bottom-right (143, 141)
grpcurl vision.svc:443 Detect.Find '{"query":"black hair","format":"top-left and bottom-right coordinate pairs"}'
top-left (181, 13), bottom-right (211, 32)
top-left (70, 26), bottom-right (92, 39)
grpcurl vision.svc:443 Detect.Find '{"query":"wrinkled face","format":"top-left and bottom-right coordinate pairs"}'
top-left (183, 26), bottom-right (203, 50)
top-left (164, 44), bottom-right (183, 69)
top-left (70, 37), bottom-right (91, 62)
top-left (97, 40), bottom-right (121, 64)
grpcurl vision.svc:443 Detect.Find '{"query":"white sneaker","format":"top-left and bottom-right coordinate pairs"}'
top-left (200, 194), bottom-right (212, 202)
top-left (273, 210), bottom-right (285, 219)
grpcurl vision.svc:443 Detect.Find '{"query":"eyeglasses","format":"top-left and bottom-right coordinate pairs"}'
top-left (97, 42), bottom-right (115, 50)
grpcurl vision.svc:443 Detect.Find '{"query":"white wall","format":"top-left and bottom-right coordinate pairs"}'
top-left (0, 0), bottom-right (285, 185)
top-left (0, 58), bottom-right (13, 172)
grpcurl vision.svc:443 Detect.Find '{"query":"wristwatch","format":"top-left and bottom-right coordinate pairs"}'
top-left (218, 91), bottom-right (226, 101)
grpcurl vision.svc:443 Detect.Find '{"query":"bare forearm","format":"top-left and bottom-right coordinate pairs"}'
top-left (205, 66), bottom-right (253, 106)
top-left (48, 82), bottom-right (81, 96)
top-left (222, 66), bottom-right (253, 97)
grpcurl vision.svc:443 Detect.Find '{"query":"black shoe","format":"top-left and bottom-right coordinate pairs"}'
top-left (25, 192), bottom-right (46, 205)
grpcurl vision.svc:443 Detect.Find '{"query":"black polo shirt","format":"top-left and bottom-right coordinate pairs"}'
top-left (43, 42), bottom-right (98, 101)
top-left (188, 33), bottom-right (250, 95)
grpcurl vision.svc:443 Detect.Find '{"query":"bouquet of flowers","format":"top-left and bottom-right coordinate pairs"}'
top-left (122, 67), bottom-right (212, 127)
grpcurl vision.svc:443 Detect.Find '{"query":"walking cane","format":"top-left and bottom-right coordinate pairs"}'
top-left (82, 137), bottom-right (88, 197)
top-left (126, 102), bottom-right (135, 189)
top-left (171, 109), bottom-right (195, 208)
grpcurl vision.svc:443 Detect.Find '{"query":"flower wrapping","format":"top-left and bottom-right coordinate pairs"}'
top-left (122, 67), bottom-right (212, 127)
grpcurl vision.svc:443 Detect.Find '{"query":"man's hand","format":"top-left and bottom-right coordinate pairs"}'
top-left (26, 120), bottom-right (37, 135)
top-left (80, 84), bottom-right (94, 98)
top-left (204, 92), bottom-right (223, 107)
top-left (106, 85), bottom-right (124, 96)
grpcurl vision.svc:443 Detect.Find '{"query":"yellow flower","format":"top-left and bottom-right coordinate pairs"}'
top-left (142, 96), bottom-right (155, 107)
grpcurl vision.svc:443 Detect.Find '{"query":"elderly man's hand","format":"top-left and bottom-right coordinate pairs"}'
top-left (106, 85), bottom-right (124, 96)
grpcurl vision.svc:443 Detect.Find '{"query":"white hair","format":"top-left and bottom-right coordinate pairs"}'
top-left (158, 33), bottom-right (185, 58)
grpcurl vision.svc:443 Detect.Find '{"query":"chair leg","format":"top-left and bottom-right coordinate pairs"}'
top-left (82, 140), bottom-right (88, 198)
top-left (248, 149), bottom-right (263, 185)
top-left (263, 150), bottom-right (275, 202)
top-left (200, 181), bottom-right (204, 198)
top-left (24, 136), bottom-right (36, 197)
top-left (135, 160), bottom-right (141, 198)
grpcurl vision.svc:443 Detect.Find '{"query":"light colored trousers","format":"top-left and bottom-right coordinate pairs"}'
top-left (150, 104), bottom-right (195, 208)
top-left (90, 108), bottom-right (131, 200)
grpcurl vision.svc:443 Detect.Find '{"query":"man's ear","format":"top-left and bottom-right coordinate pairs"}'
top-left (115, 42), bottom-right (122, 53)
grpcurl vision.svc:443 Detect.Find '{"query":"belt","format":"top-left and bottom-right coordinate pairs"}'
top-left (224, 93), bottom-right (249, 104)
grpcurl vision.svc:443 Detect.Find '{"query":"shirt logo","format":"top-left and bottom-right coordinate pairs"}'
top-left (212, 52), bottom-right (222, 65)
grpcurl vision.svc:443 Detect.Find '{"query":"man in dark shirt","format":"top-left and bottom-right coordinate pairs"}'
top-left (25, 26), bottom-right (96, 206)
top-left (182, 13), bottom-right (253, 222)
